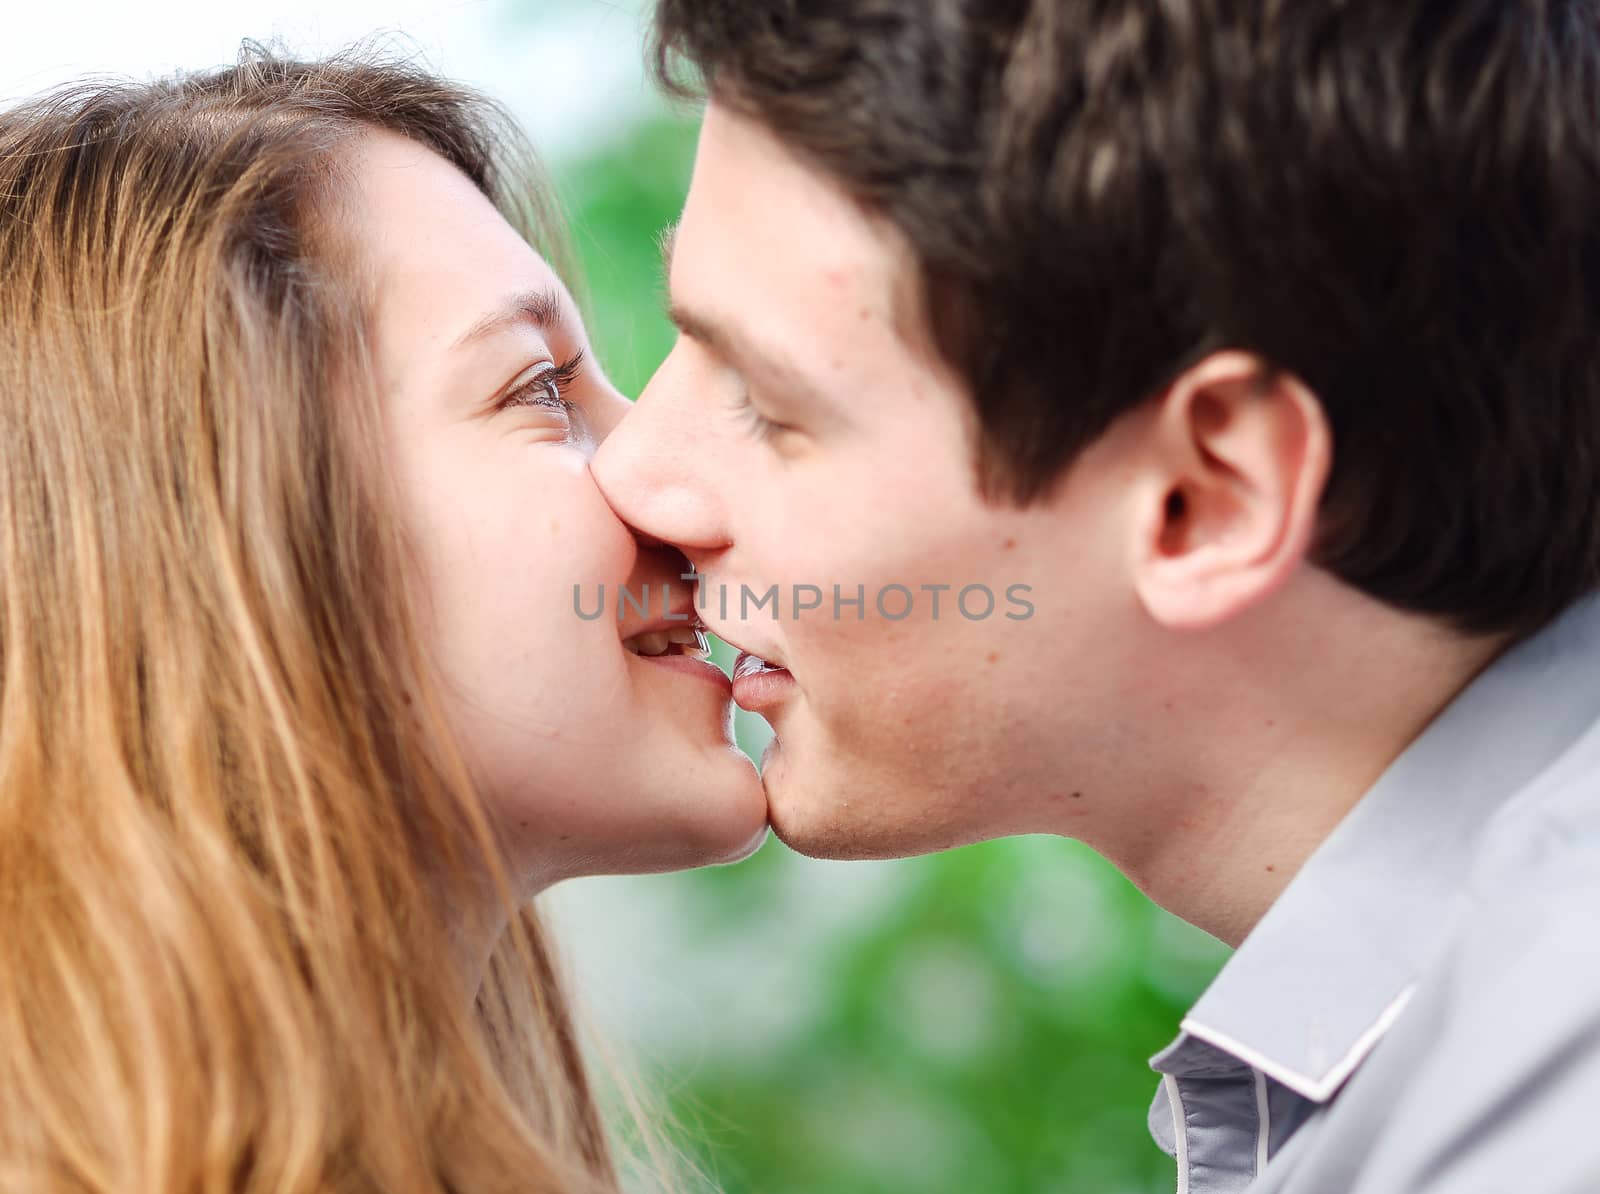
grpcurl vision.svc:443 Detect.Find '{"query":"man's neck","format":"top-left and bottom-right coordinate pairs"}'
top-left (1081, 581), bottom-right (1508, 947)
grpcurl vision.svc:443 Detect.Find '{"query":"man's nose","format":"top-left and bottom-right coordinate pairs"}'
top-left (590, 351), bottom-right (729, 558)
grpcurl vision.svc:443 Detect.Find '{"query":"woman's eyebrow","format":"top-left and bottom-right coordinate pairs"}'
top-left (451, 287), bottom-right (565, 350)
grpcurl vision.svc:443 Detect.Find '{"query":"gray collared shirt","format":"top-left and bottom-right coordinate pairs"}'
top-left (1147, 594), bottom-right (1600, 1193)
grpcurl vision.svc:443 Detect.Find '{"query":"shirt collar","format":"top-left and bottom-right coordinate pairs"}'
top-left (1152, 593), bottom-right (1600, 1102)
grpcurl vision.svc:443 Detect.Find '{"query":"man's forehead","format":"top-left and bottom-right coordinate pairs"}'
top-left (670, 106), bottom-right (937, 361)
top-left (670, 201), bottom-right (904, 313)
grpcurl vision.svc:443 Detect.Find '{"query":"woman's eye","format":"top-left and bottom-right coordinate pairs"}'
top-left (502, 350), bottom-right (585, 416)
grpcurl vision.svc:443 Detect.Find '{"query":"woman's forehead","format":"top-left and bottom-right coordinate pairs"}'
top-left (347, 130), bottom-right (570, 349)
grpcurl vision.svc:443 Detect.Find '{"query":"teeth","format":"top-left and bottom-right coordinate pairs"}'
top-left (624, 626), bottom-right (713, 659)
top-left (666, 627), bottom-right (710, 655)
top-left (629, 631), bottom-right (672, 657)
top-left (734, 653), bottom-right (782, 680)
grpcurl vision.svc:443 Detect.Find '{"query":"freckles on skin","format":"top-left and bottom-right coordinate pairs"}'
top-left (1046, 792), bottom-right (1093, 819)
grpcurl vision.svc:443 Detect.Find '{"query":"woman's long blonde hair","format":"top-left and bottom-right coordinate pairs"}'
top-left (0, 47), bottom-right (618, 1193)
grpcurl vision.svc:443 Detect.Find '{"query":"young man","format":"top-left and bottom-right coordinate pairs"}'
top-left (590, 1), bottom-right (1600, 1189)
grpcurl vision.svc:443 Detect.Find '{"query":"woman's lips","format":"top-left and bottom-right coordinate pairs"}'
top-left (732, 651), bottom-right (796, 712)
top-left (632, 649), bottom-right (733, 693)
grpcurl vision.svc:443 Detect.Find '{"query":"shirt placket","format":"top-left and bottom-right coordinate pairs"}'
top-left (1152, 1036), bottom-right (1273, 1193)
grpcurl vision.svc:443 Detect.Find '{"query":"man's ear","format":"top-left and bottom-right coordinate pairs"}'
top-left (1132, 352), bottom-right (1331, 631)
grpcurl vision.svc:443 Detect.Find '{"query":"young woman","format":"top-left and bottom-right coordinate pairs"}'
top-left (0, 48), bottom-right (765, 1193)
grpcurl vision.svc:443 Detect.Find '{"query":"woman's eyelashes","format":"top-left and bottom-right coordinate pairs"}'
top-left (501, 350), bottom-right (586, 418)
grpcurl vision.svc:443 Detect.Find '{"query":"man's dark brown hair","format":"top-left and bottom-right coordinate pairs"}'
top-left (653, 0), bottom-right (1600, 639)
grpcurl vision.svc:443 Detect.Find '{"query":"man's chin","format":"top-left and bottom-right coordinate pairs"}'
top-left (760, 745), bottom-right (974, 861)
top-left (766, 813), bottom-right (899, 861)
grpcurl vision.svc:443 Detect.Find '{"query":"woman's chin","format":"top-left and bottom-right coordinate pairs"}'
top-left (655, 761), bottom-right (771, 871)
top-left (710, 819), bottom-right (771, 867)
top-left (559, 760), bottom-right (769, 879)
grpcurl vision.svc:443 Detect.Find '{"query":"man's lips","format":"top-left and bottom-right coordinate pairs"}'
top-left (731, 650), bottom-right (796, 713)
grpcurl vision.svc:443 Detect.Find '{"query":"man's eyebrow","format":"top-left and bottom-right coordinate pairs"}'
top-left (665, 296), bottom-right (733, 359)
top-left (657, 222), bottom-right (678, 280)
top-left (656, 222), bottom-right (827, 404)
top-left (657, 223), bottom-right (727, 356)
top-left (667, 294), bottom-right (829, 407)
top-left (452, 287), bottom-right (565, 350)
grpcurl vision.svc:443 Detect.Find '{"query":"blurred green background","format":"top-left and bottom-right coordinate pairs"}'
top-left (546, 107), bottom-right (1231, 1194)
